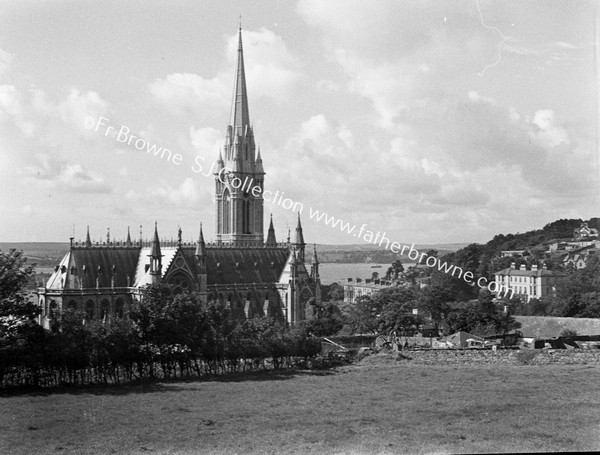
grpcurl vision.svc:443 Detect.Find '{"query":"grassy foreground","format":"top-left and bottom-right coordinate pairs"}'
top-left (1, 355), bottom-right (599, 454)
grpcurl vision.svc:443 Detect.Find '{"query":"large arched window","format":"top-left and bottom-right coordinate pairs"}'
top-left (242, 196), bottom-right (251, 234)
top-left (223, 188), bottom-right (231, 234)
top-left (85, 300), bottom-right (95, 320)
top-left (49, 300), bottom-right (57, 319)
top-left (67, 300), bottom-right (78, 312)
top-left (100, 299), bottom-right (110, 321)
top-left (168, 272), bottom-right (194, 294)
top-left (114, 298), bottom-right (124, 319)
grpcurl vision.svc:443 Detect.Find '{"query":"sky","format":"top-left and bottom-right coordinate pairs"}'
top-left (0, 0), bottom-right (598, 246)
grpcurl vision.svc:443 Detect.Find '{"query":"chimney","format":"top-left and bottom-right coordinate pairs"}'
top-left (511, 262), bottom-right (516, 269)
top-left (531, 264), bottom-right (538, 271)
top-left (520, 264), bottom-right (526, 271)
top-left (542, 262), bottom-right (547, 270)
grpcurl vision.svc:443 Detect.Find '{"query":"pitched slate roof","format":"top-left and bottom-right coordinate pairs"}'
top-left (181, 245), bottom-right (290, 285)
top-left (133, 247), bottom-right (178, 287)
top-left (46, 247), bottom-right (141, 290)
top-left (46, 243), bottom-right (292, 290)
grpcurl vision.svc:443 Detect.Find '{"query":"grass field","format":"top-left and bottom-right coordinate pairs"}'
top-left (1, 355), bottom-right (599, 454)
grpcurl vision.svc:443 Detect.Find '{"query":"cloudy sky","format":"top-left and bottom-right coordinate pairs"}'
top-left (0, 0), bottom-right (598, 246)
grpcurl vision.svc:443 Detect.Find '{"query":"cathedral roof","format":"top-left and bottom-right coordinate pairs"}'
top-left (182, 245), bottom-right (289, 285)
top-left (45, 246), bottom-right (141, 290)
top-left (45, 243), bottom-right (292, 291)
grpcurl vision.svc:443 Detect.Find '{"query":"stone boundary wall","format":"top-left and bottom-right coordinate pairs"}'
top-left (395, 349), bottom-right (600, 365)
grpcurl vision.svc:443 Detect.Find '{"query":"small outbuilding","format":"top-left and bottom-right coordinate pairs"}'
top-left (443, 331), bottom-right (484, 349)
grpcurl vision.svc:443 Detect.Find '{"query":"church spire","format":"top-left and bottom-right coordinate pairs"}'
top-left (266, 214), bottom-right (277, 246)
top-left (85, 226), bottom-right (92, 247)
top-left (195, 223), bottom-right (206, 257)
top-left (150, 222), bottom-right (161, 258)
top-left (311, 243), bottom-right (320, 281)
top-left (295, 213), bottom-right (306, 263)
top-left (295, 213), bottom-right (305, 247)
top-left (126, 226), bottom-right (132, 247)
top-left (312, 243), bottom-right (319, 265)
top-left (149, 222), bottom-right (162, 283)
top-left (216, 25), bottom-right (262, 245)
top-left (255, 147), bottom-right (264, 174)
top-left (230, 25), bottom-right (250, 136)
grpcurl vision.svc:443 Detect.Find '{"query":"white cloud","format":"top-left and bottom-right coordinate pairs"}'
top-left (150, 73), bottom-right (229, 115)
top-left (316, 79), bottom-right (339, 92)
top-left (27, 154), bottom-right (112, 193)
top-left (300, 114), bottom-right (329, 142)
top-left (190, 126), bottom-right (222, 155)
top-left (126, 177), bottom-right (202, 206)
top-left (58, 88), bottom-right (108, 132)
top-left (0, 84), bottom-right (34, 136)
top-left (0, 48), bottom-right (13, 75)
top-left (530, 109), bottom-right (569, 148)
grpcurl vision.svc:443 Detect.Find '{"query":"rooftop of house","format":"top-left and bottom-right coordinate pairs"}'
top-left (495, 263), bottom-right (566, 277)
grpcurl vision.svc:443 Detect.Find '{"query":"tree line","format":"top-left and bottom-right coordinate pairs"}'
top-left (0, 249), bottom-right (321, 389)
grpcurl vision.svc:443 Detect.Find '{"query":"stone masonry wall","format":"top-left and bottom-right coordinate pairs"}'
top-left (393, 349), bottom-right (600, 366)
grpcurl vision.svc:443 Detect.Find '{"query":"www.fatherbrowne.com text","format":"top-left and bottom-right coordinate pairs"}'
top-left (85, 114), bottom-right (512, 299)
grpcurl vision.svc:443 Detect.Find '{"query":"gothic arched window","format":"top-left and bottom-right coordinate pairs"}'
top-left (223, 188), bottom-right (231, 234)
top-left (100, 299), bottom-right (110, 321)
top-left (242, 193), bottom-right (251, 234)
top-left (115, 298), bottom-right (124, 319)
top-left (85, 300), bottom-right (95, 320)
top-left (168, 272), bottom-right (194, 294)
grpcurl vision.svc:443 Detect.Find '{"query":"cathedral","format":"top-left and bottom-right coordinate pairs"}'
top-left (37, 27), bottom-right (321, 328)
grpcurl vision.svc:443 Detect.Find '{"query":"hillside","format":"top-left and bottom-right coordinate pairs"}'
top-left (484, 218), bottom-right (600, 252)
top-left (0, 242), bottom-right (69, 268)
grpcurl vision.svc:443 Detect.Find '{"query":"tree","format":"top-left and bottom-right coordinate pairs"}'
top-left (391, 259), bottom-right (404, 277)
top-left (304, 301), bottom-right (344, 336)
top-left (418, 286), bottom-right (453, 330)
top-left (321, 282), bottom-right (344, 302)
top-left (0, 249), bottom-right (44, 385)
top-left (443, 299), bottom-right (520, 337)
top-left (0, 249), bottom-right (38, 320)
top-left (341, 296), bottom-right (379, 334)
top-left (378, 302), bottom-right (421, 336)
top-left (549, 255), bottom-right (600, 317)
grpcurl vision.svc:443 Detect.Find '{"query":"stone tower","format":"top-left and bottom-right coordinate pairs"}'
top-left (215, 27), bottom-right (265, 245)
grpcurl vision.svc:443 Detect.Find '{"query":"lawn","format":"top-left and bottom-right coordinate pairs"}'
top-left (1, 355), bottom-right (599, 454)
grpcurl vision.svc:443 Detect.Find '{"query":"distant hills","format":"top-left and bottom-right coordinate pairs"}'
top-left (0, 242), bottom-right (69, 268)
top-left (0, 241), bottom-right (468, 268)
top-left (3, 216), bottom-right (598, 269)
top-left (313, 243), bottom-right (467, 264)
